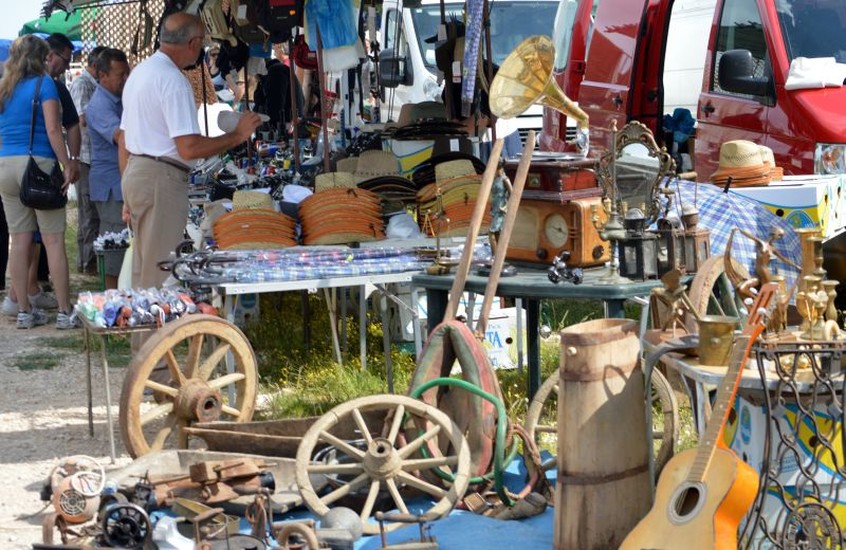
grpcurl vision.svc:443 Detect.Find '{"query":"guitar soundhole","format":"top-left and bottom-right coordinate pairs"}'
top-left (675, 486), bottom-right (701, 517)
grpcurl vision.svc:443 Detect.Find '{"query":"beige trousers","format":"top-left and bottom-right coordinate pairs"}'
top-left (121, 156), bottom-right (189, 289)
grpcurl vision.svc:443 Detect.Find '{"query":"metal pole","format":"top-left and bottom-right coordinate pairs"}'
top-left (316, 28), bottom-right (331, 174)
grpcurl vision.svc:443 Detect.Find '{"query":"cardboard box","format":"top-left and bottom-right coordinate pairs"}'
top-left (383, 139), bottom-right (434, 177)
top-left (730, 176), bottom-right (840, 238)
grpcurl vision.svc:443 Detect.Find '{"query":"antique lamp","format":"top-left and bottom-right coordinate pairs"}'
top-left (681, 203), bottom-right (710, 274)
top-left (617, 205), bottom-right (659, 280)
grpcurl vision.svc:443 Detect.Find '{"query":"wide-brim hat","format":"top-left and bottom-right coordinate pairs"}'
top-left (213, 208), bottom-right (297, 249)
top-left (232, 190), bottom-right (275, 211)
top-left (353, 150), bottom-right (400, 181)
top-left (710, 140), bottom-right (770, 187)
top-left (411, 152), bottom-right (486, 187)
top-left (397, 101), bottom-right (447, 127)
top-left (299, 187), bottom-right (385, 245)
top-left (314, 171), bottom-right (359, 192)
top-left (335, 156), bottom-right (359, 173)
top-left (758, 145), bottom-right (783, 181)
top-left (434, 159), bottom-right (480, 186)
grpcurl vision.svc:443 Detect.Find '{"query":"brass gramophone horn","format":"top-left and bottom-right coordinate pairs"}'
top-left (489, 35), bottom-right (590, 154)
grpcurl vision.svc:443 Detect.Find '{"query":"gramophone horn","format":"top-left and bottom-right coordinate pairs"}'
top-left (490, 35), bottom-right (589, 153)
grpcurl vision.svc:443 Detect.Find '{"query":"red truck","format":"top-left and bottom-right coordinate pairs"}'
top-left (541, 0), bottom-right (846, 180)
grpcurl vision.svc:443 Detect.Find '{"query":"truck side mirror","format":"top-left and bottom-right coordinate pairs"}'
top-left (380, 52), bottom-right (414, 88)
top-left (718, 49), bottom-right (770, 97)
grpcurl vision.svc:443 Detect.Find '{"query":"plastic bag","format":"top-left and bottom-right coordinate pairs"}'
top-left (118, 235), bottom-right (133, 290)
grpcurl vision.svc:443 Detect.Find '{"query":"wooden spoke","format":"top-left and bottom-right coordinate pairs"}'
top-left (220, 404), bottom-right (241, 417)
top-left (140, 402), bottom-right (174, 427)
top-left (176, 419), bottom-right (189, 448)
top-left (320, 473), bottom-right (370, 506)
top-left (401, 456), bottom-right (458, 471)
top-left (359, 481), bottom-right (381, 521)
top-left (207, 372), bottom-right (246, 390)
top-left (184, 333), bottom-right (205, 379)
top-left (395, 470), bottom-right (447, 499)
top-left (386, 403), bottom-right (405, 444)
top-left (385, 478), bottom-right (410, 514)
top-left (352, 407), bottom-right (373, 445)
top-left (198, 343), bottom-right (232, 381)
top-left (164, 349), bottom-right (186, 385)
top-left (150, 414), bottom-right (177, 451)
top-left (318, 431), bottom-right (366, 460)
top-left (307, 463), bottom-right (365, 475)
top-left (143, 380), bottom-right (179, 397)
top-left (397, 425), bottom-right (442, 459)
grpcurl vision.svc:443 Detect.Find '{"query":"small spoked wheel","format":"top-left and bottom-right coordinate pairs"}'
top-left (295, 394), bottom-right (471, 535)
top-left (119, 314), bottom-right (258, 458)
top-left (524, 368), bottom-right (678, 478)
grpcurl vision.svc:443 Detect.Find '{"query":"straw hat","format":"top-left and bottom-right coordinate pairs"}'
top-left (232, 190), bottom-right (275, 210)
top-left (314, 171), bottom-right (359, 192)
top-left (434, 159), bottom-right (479, 186)
top-left (336, 156), bottom-right (359, 173)
top-left (758, 145), bottom-right (783, 181)
top-left (213, 209), bottom-right (297, 249)
top-left (710, 140), bottom-right (771, 187)
top-left (354, 150), bottom-right (400, 180)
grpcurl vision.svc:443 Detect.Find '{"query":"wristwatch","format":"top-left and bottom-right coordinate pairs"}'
top-left (69, 155), bottom-right (80, 161)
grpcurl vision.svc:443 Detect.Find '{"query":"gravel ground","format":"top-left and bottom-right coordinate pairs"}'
top-left (0, 302), bottom-right (133, 549)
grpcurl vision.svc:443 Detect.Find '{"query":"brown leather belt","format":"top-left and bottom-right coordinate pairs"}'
top-left (132, 153), bottom-right (191, 174)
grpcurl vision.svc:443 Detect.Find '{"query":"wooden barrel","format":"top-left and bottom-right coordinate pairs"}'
top-left (555, 318), bottom-right (651, 550)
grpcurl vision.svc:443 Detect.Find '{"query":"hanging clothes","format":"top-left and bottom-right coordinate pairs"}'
top-left (461, 0), bottom-right (485, 117)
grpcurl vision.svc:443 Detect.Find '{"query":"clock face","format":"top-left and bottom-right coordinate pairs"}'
top-left (543, 213), bottom-right (569, 248)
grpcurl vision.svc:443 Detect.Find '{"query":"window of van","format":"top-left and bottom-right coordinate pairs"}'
top-left (409, 1), bottom-right (559, 70)
top-left (777, 0), bottom-right (846, 62)
top-left (711, 0), bottom-right (771, 97)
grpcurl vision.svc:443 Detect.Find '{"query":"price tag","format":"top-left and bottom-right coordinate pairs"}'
top-left (452, 61), bottom-right (461, 83)
top-left (437, 24), bottom-right (447, 42)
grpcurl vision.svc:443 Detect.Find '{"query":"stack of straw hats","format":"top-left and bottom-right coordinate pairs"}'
top-left (710, 140), bottom-right (781, 187)
top-left (213, 209), bottom-right (297, 249)
top-left (353, 150), bottom-right (401, 182)
top-left (314, 171), bottom-right (359, 192)
top-left (417, 159), bottom-right (490, 237)
top-left (299, 187), bottom-right (385, 245)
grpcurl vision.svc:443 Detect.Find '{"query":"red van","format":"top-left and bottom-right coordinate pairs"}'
top-left (541, 0), bottom-right (846, 180)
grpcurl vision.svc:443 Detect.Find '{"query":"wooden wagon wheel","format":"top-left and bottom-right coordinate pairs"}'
top-left (687, 255), bottom-right (750, 326)
top-left (119, 314), bottom-right (258, 458)
top-left (295, 394), bottom-right (470, 535)
top-left (524, 368), bottom-right (679, 478)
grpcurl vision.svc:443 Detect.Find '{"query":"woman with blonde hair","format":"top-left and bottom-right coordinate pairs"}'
top-left (0, 35), bottom-right (76, 329)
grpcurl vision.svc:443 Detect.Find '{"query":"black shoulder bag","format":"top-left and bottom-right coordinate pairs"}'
top-left (20, 75), bottom-right (67, 210)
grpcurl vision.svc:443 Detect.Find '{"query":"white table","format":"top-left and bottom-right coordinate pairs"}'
top-left (216, 271), bottom-right (424, 392)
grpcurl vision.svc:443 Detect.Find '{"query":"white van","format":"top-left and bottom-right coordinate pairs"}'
top-left (379, 0), bottom-right (560, 149)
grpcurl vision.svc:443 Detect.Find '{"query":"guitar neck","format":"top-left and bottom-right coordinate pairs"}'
top-left (685, 282), bottom-right (775, 485)
top-left (686, 333), bottom-right (752, 483)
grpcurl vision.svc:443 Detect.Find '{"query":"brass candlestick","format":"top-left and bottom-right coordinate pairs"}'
top-left (796, 227), bottom-right (822, 293)
top-left (592, 198), bottom-right (631, 285)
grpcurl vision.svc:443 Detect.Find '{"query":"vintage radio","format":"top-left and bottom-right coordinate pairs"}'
top-left (506, 196), bottom-right (611, 267)
top-left (503, 156), bottom-right (601, 202)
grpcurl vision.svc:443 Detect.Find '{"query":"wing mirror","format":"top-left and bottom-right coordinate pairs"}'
top-left (718, 49), bottom-right (771, 97)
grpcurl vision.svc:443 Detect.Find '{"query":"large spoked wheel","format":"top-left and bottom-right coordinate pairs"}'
top-left (295, 395), bottom-right (470, 535)
top-left (687, 255), bottom-right (750, 327)
top-left (524, 368), bottom-right (678, 479)
top-left (119, 314), bottom-right (258, 458)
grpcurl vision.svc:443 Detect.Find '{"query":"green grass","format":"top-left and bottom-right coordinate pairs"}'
top-left (12, 351), bottom-right (62, 370)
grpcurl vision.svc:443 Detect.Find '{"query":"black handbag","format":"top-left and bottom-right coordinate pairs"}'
top-left (19, 76), bottom-right (67, 210)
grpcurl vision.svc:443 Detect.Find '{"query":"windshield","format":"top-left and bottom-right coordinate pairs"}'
top-left (409, 1), bottom-right (560, 69)
top-left (777, 0), bottom-right (846, 61)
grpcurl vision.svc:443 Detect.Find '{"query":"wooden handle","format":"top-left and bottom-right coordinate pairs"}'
top-left (443, 139), bottom-right (504, 322)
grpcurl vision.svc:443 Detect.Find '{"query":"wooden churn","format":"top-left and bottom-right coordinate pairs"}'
top-left (554, 318), bottom-right (651, 549)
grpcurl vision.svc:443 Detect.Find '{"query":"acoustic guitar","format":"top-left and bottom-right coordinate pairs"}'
top-left (620, 283), bottom-right (777, 550)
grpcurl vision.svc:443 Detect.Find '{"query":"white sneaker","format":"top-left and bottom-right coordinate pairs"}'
top-left (17, 308), bottom-right (48, 329)
top-left (1, 296), bottom-right (16, 317)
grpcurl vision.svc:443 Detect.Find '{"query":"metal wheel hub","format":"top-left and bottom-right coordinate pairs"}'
top-left (361, 437), bottom-right (402, 479)
top-left (174, 379), bottom-right (222, 422)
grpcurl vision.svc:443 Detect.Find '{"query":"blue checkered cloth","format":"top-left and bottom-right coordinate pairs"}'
top-left (661, 179), bottom-right (802, 288)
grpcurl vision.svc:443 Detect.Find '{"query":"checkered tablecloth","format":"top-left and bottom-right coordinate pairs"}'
top-left (662, 179), bottom-right (802, 288)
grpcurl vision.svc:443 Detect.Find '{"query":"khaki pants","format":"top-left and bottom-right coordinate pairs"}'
top-left (121, 155), bottom-right (189, 289)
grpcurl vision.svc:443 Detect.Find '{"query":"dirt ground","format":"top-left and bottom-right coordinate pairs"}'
top-left (0, 308), bottom-right (134, 549)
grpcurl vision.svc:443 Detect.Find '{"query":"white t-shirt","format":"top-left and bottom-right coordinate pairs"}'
top-left (120, 51), bottom-right (200, 165)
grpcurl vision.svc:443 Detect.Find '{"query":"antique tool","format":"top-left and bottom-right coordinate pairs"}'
top-left (100, 503), bottom-right (151, 549)
top-left (376, 511), bottom-right (438, 550)
top-left (617, 205), bottom-right (660, 280)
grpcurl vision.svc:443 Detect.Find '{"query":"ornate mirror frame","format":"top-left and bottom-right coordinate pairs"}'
top-left (596, 121), bottom-right (676, 224)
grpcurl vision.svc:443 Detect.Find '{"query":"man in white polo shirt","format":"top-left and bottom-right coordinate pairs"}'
top-left (120, 12), bottom-right (260, 290)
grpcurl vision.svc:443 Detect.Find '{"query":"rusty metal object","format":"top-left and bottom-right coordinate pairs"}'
top-left (273, 519), bottom-right (320, 549)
